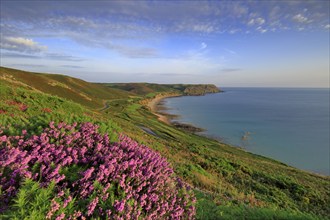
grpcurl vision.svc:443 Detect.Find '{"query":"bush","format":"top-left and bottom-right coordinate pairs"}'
top-left (0, 122), bottom-right (195, 219)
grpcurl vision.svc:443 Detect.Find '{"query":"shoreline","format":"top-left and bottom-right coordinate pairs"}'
top-left (147, 92), bottom-right (329, 177)
top-left (146, 93), bottom-right (181, 124)
top-left (146, 93), bottom-right (205, 132)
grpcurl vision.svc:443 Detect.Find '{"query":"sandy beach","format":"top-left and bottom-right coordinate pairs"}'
top-left (146, 93), bottom-right (180, 124)
top-left (145, 93), bottom-right (205, 133)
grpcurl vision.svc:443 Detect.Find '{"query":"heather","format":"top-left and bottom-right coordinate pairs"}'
top-left (1, 67), bottom-right (329, 219)
top-left (0, 122), bottom-right (195, 219)
top-left (0, 82), bottom-right (120, 141)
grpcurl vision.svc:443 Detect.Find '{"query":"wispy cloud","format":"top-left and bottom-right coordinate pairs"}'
top-left (1, 1), bottom-right (328, 44)
top-left (45, 53), bottom-right (85, 61)
top-left (200, 42), bottom-right (207, 50)
top-left (108, 44), bottom-right (158, 58)
top-left (192, 24), bottom-right (215, 33)
top-left (60, 65), bottom-right (84, 69)
top-left (292, 14), bottom-right (311, 24)
top-left (0, 52), bottom-right (38, 59)
top-left (221, 68), bottom-right (241, 73)
top-left (247, 17), bottom-right (266, 26)
top-left (256, 26), bottom-right (267, 34)
top-left (0, 37), bottom-right (47, 53)
top-left (225, 49), bottom-right (237, 55)
top-left (157, 73), bottom-right (196, 77)
top-left (0, 51), bottom-right (84, 61)
top-left (0, 0), bottom-right (328, 66)
top-left (10, 64), bottom-right (46, 68)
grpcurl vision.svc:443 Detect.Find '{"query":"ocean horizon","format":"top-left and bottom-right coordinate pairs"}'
top-left (162, 87), bottom-right (330, 175)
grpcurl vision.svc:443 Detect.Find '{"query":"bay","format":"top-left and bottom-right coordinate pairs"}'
top-left (162, 88), bottom-right (330, 175)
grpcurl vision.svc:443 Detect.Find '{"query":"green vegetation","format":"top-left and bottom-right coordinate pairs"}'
top-left (102, 82), bottom-right (220, 96)
top-left (1, 66), bottom-right (130, 109)
top-left (1, 67), bottom-right (329, 219)
top-left (2, 179), bottom-right (57, 220)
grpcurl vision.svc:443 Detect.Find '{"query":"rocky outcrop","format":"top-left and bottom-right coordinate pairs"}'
top-left (183, 84), bottom-right (221, 96)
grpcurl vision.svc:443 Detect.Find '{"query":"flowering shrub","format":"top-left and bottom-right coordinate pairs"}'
top-left (0, 122), bottom-right (195, 219)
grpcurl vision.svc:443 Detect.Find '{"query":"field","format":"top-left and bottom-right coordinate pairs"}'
top-left (0, 67), bottom-right (329, 219)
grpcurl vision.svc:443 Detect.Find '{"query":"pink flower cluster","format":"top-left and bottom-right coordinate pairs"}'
top-left (0, 122), bottom-right (195, 219)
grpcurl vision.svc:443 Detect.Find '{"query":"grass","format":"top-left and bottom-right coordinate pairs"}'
top-left (102, 82), bottom-right (220, 96)
top-left (0, 67), bottom-right (329, 219)
top-left (109, 101), bottom-right (329, 219)
top-left (0, 66), bottom-right (130, 109)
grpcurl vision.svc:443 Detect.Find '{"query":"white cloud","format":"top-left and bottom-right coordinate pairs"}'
top-left (231, 3), bottom-right (248, 17)
top-left (50, 16), bottom-right (97, 29)
top-left (256, 26), bottom-right (267, 33)
top-left (200, 42), bottom-right (207, 50)
top-left (192, 24), bottom-right (215, 33)
top-left (109, 44), bottom-right (158, 58)
top-left (248, 17), bottom-right (265, 26)
top-left (256, 17), bottom-right (266, 25)
top-left (0, 37), bottom-right (47, 53)
top-left (173, 21), bottom-right (216, 34)
top-left (324, 24), bottom-right (330, 29)
top-left (1, 51), bottom-right (84, 61)
top-left (292, 14), bottom-right (310, 23)
top-left (225, 49), bottom-right (237, 55)
top-left (229, 29), bottom-right (240, 34)
top-left (247, 19), bottom-right (255, 26)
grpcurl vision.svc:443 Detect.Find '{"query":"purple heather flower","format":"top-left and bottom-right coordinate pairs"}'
top-left (55, 213), bottom-right (65, 220)
top-left (87, 197), bottom-right (99, 216)
top-left (0, 122), bottom-right (196, 219)
top-left (114, 200), bottom-right (125, 212)
top-left (73, 210), bottom-right (82, 218)
top-left (58, 190), bottom-right (65, 197)
top-left (46, 199), bottom-right (60, 219)
top-left (63, 196), bottom-right (72, 208)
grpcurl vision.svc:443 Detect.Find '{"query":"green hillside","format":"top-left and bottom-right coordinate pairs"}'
top-left (0, 67), bottom-right (329, 219)
top-left (102, 82), bottom-right (220, 96)
top-left (1, 67), bottom-right (131, 109)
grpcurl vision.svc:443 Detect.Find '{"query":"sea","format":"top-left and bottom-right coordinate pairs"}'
top-left (162, 88), bottom-right (330, 175)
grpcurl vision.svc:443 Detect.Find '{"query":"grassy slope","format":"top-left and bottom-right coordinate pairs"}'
top-left (1, 67), bottom-right (130, 109)
top-left (102, 83), bottom-right (178, 96)
top-left (1, 67), bottom-right (329, 219)
top-left (102, 82), bottom-right (220, 96)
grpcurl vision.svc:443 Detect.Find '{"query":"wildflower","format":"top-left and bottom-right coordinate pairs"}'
top-left (55, 213), bottom-right (65, 220)
top-left (46, 199), bottom-right (60, 219)
top-left (87, 197), bottom-right (99, 216)
top-left (63, 196), bottom-right (72, 208)
top-left (73, 210), bottom-right (82, 218)
top-left (114, 200), bottom-right (125, 212)
top-left (0, 135), bottom-right (7, 142)
top-left (0, 122), bottom-right (196, 219)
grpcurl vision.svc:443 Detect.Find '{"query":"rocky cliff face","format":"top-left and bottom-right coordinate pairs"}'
top-left (183, 84), bottom-right (221, 96)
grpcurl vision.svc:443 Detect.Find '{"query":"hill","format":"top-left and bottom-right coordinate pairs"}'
top-left (102, 82), bottom-right (220, 96)
top-left (0, 67), bottom-right (329, 219)
top-left (0, 67), bottom-right (131, 109)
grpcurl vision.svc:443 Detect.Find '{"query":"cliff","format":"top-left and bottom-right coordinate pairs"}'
top-left (182, 84), bottom-right (221, 96)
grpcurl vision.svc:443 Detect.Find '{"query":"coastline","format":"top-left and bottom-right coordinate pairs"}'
top-left (146, 93), bottom-right (180, 124)
top-left (149, 89), bottom-right (329, 176)
top-left (145, 93), bottom-right (205, 132)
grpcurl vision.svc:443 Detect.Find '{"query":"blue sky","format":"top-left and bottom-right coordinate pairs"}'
top-left (0, 0), bottom-right (329, 87)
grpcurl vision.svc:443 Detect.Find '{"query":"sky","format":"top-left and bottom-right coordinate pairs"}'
top-left (0, 0), bottom-right (329, 87)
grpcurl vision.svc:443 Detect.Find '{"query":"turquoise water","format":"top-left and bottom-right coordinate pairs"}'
top-left (163, 88), bottom-right (330, 175)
